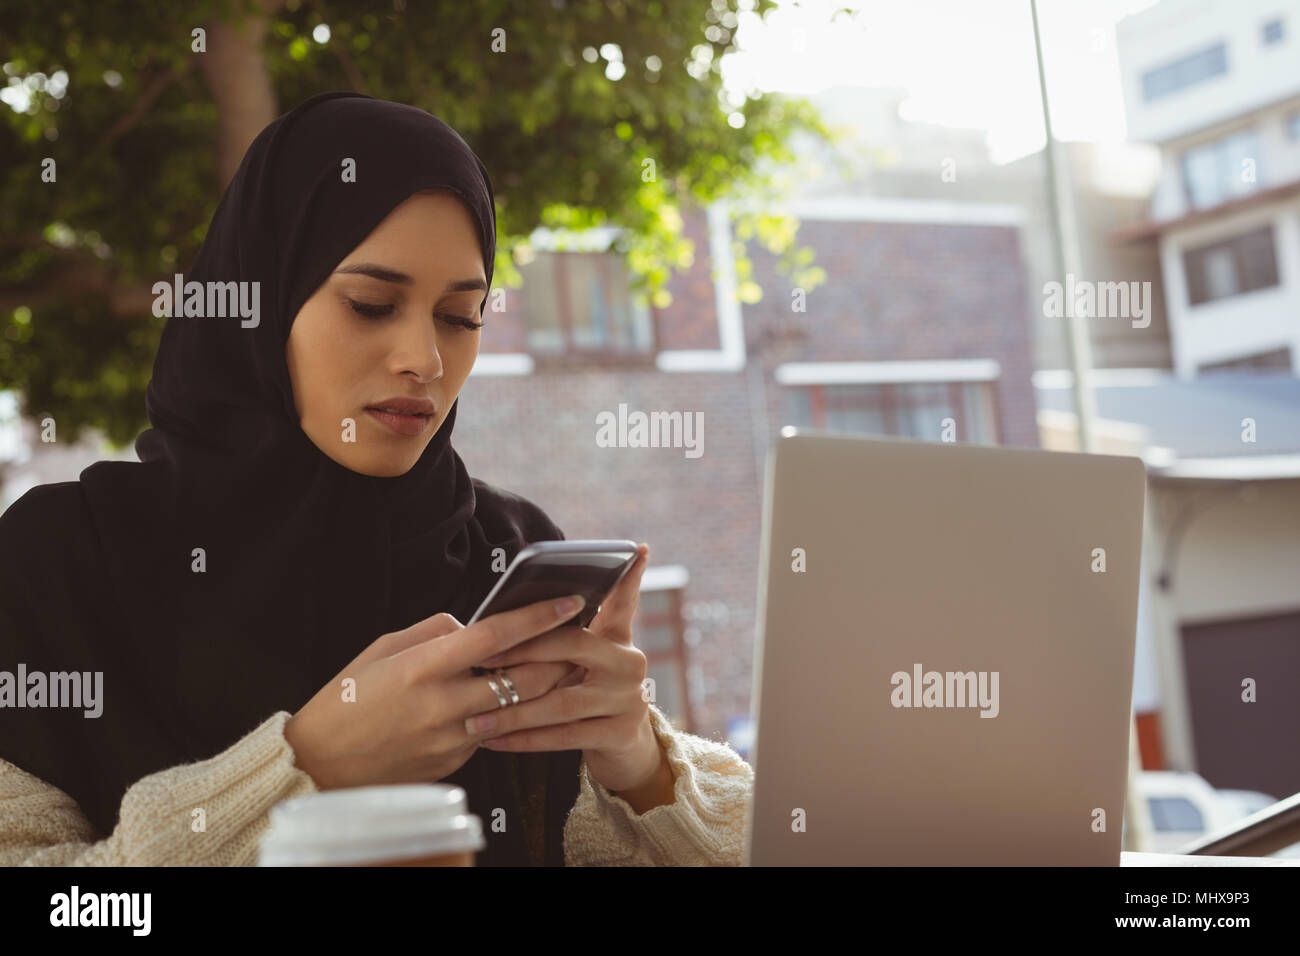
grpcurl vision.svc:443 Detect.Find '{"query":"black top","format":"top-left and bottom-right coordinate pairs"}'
top-left (0, 92), bottom-right (580, 866)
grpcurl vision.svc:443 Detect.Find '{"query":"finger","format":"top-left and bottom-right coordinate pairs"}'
top-left (385, 610), bottom-right (464, 649)
top-left (589, 544), bottom-right (649, 641)
top-left (466, 684), bottom-right (619, 742)
top-left (554, 665), bottom-right (586, 689)
top-left (605, 543), bottom-right (650, 615)
top-left (426, 593), bottom-right (587, 677)
top-left (452, 661), bottom-right (576, 728)
top-left (479, 715), bottom-right (624, 753)
top-left (357, 612), bottom-right (464, 668)
top-left (478, 625), bottom-right (621, 672)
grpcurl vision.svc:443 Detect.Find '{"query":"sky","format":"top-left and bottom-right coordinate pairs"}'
top-left (720, 0), bottom-right (1162, 163)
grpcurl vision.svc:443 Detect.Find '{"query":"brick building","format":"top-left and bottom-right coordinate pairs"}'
top-left (454, 196), bottom-right (1040, 751)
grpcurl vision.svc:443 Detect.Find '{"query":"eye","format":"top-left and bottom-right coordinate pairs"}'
top-left (346, 297), bottom-right (483, 331)
top-left (346, 299), bottom-right (394, 318)
top-left (437, 312), bottom-right (485, 332)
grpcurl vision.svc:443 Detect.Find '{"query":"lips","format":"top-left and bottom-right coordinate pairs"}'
top-left (369, 407), bottom-right (427, 417)
top-left (365, 397), bottom-right (437, 417)
top-left (364, 397), bottom-right (437, 436)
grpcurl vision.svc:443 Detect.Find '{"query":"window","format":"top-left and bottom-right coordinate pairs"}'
top-left (782, 381), bottom-right (999, 444)
top-left (825, 384), bottom-right (888, 434)
top-left (1183, 226), bottom-right (1280, 305)
top-left (1181, 130), bottom-right (1260, 210)
top-left (1262, 19), bottom-right (1285, 45)
top-left (1147, 797), bottom-right (1204, 833)
top-left (518, 252), bottom-right (654, 356)
top-left (1141, 42), bottom-right (1228, 101)
top-left (633, 586), bottom-right (693, 731)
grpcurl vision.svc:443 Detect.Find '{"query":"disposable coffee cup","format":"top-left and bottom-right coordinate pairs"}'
top-left (258, 784), bottom-right (484, 866)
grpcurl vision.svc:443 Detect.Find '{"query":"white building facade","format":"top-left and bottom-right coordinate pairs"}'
top-left (1117, 0), bottom-right (1300, 377)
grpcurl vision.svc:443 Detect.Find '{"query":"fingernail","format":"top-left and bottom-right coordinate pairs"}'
top-left (466, 713), bottom-right (497, 735)
top-left (555, 594), bottom-right (585, 615)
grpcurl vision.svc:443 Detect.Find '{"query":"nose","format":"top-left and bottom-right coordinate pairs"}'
top-left (390, 313), bottom-right (444, 384)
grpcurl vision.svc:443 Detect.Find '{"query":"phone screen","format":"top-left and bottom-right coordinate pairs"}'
top-left (468, 540), bottom-right (639, 630)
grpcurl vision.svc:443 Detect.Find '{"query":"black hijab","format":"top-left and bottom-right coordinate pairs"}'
top-left (0, 91), bottom-right (580, 866)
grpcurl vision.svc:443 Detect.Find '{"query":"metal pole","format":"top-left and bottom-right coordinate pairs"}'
top-left (1029, 0), bottom-right (1153, 853)
top-left (1030, 0), bottom-right (1099, 449)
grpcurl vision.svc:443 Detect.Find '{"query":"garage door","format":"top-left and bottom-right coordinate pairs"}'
top-left (1181, 609), bottom-right (1300, 800)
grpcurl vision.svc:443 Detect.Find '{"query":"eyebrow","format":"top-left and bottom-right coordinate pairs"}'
top-left (334, 262), bottom-right (486, 293)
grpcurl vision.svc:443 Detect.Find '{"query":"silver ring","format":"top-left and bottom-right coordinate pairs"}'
top-left (485, 675), bottom-right (510, 709)
top-left (496, 671), bottom-right (520, 705)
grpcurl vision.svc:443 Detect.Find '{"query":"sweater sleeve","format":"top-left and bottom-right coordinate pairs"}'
top-left (563, 703), bottom-right (753, 866)
top-left (0, 710), bottom-right (319, 866)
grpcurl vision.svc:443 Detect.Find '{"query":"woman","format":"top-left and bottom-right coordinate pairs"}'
top-left (0, 91), bottom-right (751, 866)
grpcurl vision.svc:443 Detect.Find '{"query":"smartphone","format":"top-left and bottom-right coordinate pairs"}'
top-left (467, 540), bottom-right (640, 674)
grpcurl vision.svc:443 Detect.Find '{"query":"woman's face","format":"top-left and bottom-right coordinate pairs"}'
top-left (286, 189), bottom-right (486, 477)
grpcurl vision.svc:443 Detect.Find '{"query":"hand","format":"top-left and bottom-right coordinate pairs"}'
top-left (464, 544), bottom-right (666, 795)
top-left (283, 593), bottom-right (587, 791)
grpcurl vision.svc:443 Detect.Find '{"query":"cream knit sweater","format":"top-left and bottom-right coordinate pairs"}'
top-left (0, 703), bottom-right (752, 866)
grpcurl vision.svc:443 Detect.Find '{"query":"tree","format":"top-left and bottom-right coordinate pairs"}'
top-left (0, 0), bottom-right (836, 445)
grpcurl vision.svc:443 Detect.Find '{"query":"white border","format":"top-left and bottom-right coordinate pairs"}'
top-left (655, 201), bottom-right (747, 372)
top-left (526, 225), bottom-right (623, 252)
top-left (774, 358), bottom-right (1001, 385)
top-left (1151, 455), bottom-right (1300, 480)
top-left (640, 564), bottom-right (690, 591)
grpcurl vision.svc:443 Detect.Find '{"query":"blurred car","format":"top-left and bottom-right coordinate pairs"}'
top-left (1127, 771), bottom-right (1298, 856)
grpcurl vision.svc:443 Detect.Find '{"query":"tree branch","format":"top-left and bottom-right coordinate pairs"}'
top-left (94, 65), bottom-right (177, 151)
top-left (331, 39), bottom-right (371, 94)
top-left (198, 0), bottom-right (286, 187)
top-left (0, 255), bottom-right (158, 319)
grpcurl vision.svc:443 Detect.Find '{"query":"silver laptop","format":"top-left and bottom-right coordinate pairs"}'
top-left (744, 428), bottom-right (1146, 865)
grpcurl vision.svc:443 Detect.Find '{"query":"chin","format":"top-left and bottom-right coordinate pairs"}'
top-left (321, 447), bottom-right (419, 478)
top-left (358, 455), bottom-right (420, 478)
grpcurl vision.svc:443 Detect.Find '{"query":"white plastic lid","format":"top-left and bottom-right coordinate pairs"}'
top-left (258, 784), bottom-right (485, 866)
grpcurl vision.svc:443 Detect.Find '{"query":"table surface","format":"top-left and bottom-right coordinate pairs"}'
top-left (1120, 851), bottom-right (1300, 866)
